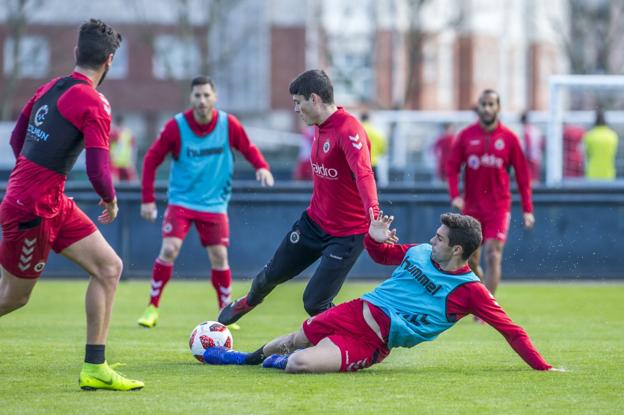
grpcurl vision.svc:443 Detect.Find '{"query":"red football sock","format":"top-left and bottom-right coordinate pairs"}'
top-left (149, 258), bottom-right (173, 307)
top-left (211, 268), bottom-right (232, 310)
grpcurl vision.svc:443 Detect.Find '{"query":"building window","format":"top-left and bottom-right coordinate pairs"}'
top-left (3, 36), bottom-right (50, 79)
top-left (107, 41), bottom-right (128, 79)
top-left (152, 35), bottom-right (200, 80)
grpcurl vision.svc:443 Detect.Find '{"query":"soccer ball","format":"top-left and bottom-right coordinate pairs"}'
top-left (189, 321), bottom-right (233, 362)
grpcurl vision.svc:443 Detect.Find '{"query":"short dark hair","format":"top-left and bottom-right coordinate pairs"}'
top-left (594, 108), bottom-right (606, 126)
top-left (480, 89), bottom-right (501, 106)
top-left (191, 75), bottom-right (215, 91)
top-left (76, 19), bottom-right (122, 69)
top-left (440, 213), bottom-right (482, 260)
top-left (289, 69), bottom-right (334, 104)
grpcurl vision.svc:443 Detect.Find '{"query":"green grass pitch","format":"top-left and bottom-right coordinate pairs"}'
top-left (0, 280), bottom-right (623, 414)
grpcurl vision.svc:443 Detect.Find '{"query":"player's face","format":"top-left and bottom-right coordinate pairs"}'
top-left (190, 84), bottom-right (217, 120)
top-left (292, 94), bottom-right (319, 126)
top-left (477, 93), bottom-right (500, 127)
top-left (430, 225), bottom-right (453, 263)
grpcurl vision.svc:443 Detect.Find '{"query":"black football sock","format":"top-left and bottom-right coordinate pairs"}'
top-left (244, 345), bottom-right (267, 365)
top-left (84, 344), bottom-right (106, 364)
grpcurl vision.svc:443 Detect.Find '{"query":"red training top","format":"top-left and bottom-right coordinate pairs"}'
top-left (447, 121), bottom-right (533, 214)
top-left (307, 107), bottom-right (379, 237)
top-left (5, 71), bottom-right (114, 218)
top-left (364, 235), bottom-right (552, 370)
top-left (141, 108), bottom-right (269, 203)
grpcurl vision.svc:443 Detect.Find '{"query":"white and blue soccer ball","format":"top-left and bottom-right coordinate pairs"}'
top-left (189, 321), bottom-right (233, 362)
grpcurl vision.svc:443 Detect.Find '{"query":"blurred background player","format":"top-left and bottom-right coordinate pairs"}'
top-left (204, 210), bottom-right (555, 374)
top-left (360, 111), bottom-right (387, 180)
top-left (432, 122), bottom-right (455, 182)
top-left (138, 76), bottom-right (274, 329)
top-left (447, 90), bottom-right (534, 298)
top-left (563, 124), bottom-right (586, 178)
top-left (582, 108), bottom-right (619, 180)
top-left (219, 69), bottom-right (380, 325)
top-left (0, 19), bottom-right (143, 391)
top-left (292, 121), bottom-right (314, 181)
top-left (520, 111), bottom-right (544, 183)
top-left (109, 115), bottom-right (138, 182)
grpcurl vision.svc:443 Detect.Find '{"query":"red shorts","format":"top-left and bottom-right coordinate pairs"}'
top-left (465, 210), bottom-right (511, 243)
top-left (302, 299), bottom-right (391, 372)
top-left (162, 205), bottom-right (229, 247)
top-left (0, 196), bottom-right (97, 279)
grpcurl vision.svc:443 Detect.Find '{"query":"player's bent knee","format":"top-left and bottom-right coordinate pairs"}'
top-left (0, 293), bottom-right (30, 314)
top-left (96, 255), bottom-right (123, 283)
top-left (161, 245), bottom-right (179, 262)
top-left (303, 300), bottom-right (328, 317)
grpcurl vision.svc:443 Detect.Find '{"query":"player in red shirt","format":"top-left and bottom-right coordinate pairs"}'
top-left (219, 69), bottom-right (380, 325)
top-left (137, 76), bottom-right (273, 329)
top-left (447, 90), bottom-right (535, 297)
top-left (432, 123), bottom-right (455, 182)
top-left (0, 20), bottom-right (142, 390)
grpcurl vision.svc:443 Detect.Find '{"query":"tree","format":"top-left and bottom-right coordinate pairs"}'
top-left (0, 0), bottom-right (43, 120)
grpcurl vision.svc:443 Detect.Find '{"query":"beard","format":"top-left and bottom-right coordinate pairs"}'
top-left (479, 113), bottom-right (497, 127)
top-left (98, 67), bottom-right (109, 86)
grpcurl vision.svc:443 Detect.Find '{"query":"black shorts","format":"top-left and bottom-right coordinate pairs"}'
top-left (254, 211), bottom-right (365, 315)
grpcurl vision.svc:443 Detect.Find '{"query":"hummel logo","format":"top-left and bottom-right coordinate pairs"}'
top-left (349, 134), bottom-right (360, 142)
top-left (24, 238), bottom-right (37, 247)
top-left (18, 263), bottom-right (30, 271)
top-left (20, 254), bottom-right (33, 263)
top-left (22, 246), bottom-right (34, 255)
top-left (352, 142), bottom-right (363, 150)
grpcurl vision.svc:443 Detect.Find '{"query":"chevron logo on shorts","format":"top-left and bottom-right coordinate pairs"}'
top-left (18, 238), bottom-right (38, 271)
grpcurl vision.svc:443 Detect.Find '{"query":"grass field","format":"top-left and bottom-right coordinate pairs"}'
top-left (0, 280), bottom-right (623, 414)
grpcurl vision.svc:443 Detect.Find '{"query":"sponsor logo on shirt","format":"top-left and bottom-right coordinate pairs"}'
top-left (186, 146), bottom-right (224, 158)
top-left (399, 257), bottom-right (442, 295)
top-left (467, 153), bottom-right (504, 170)
top-left (27, 123), bottom-right (50, 142)
top-left (469, 139), bottom-right (480, 146)
top-left (34, 105), bottom-right (48, 126)
top-left (311, 163), bottom-right (339, 179)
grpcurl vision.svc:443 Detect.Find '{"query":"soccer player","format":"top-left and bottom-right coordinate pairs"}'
top-left (204, 210), bottom-right (557, 373)
top-left (218, 69), bottom-right (380, 325)
top-left (0, 19), bottom-right (143, 391)
top-left (138, 76), bottom-right (274, 329)
top-left (446, 90), bottom-right (534, 296)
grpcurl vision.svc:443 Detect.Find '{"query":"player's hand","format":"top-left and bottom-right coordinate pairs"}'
top-left (523, 212), bottom-right (535, 229)
top-left (98, 198), bottom-right (118, 225)
top-left (140, 202), bottom-right (158, 222)
top-left (256, 168), bottom-right (275, 187)
top-left (451, 196), bottom-right (464, 211)
top-left (368, 207), bottom-right (399, 244)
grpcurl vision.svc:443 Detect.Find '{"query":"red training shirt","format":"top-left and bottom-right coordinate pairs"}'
top-left (447, 121), bottom-right (533, 215)
top-left (307, 107), bottom-right (379, 237)
top-left (4, 72), bottom-right (113, 218)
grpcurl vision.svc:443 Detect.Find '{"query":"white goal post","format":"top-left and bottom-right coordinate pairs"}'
top-left (546, 75), bottom-right (624, 186)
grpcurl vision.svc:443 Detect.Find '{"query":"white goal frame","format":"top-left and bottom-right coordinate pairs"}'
top-left (546, 75), bottom-right (624, 185)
